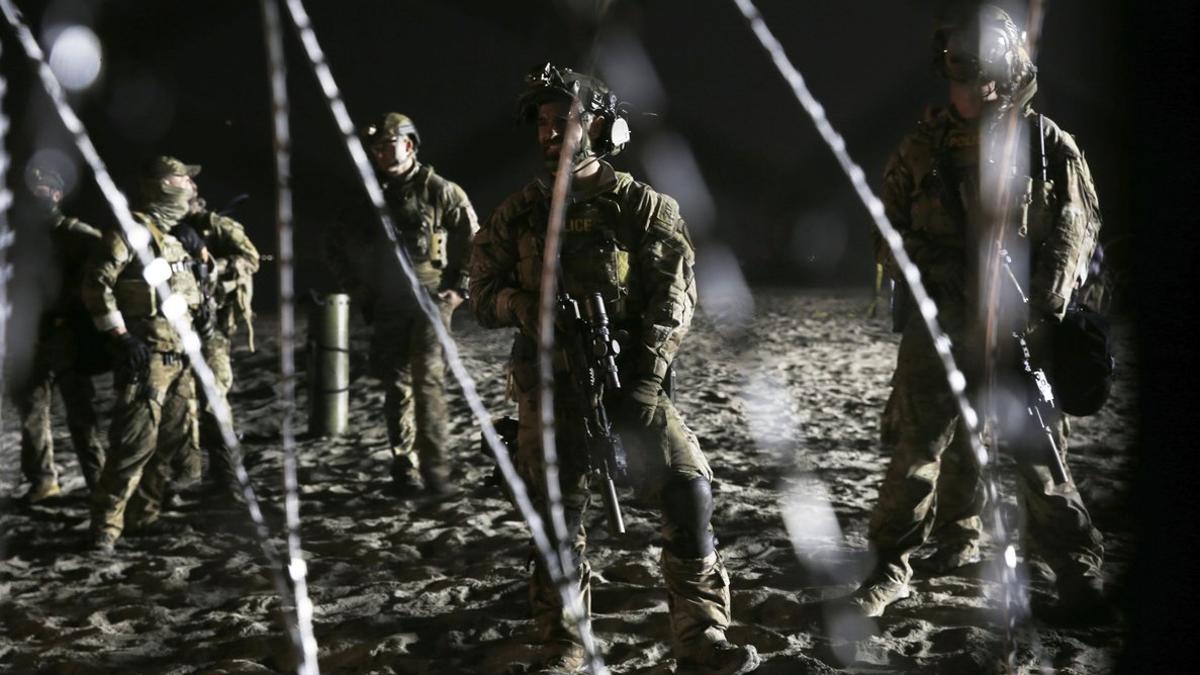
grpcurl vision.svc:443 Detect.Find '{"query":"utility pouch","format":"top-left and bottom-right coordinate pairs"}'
top-left (429, 229), bottom-right (448, 269)
top-left (115, 279), bottom-right (157, 318)
top-left (1016, 175), bottom-right (1034, 238)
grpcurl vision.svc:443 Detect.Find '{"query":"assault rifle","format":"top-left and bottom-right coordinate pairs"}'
top-left (1001, 254), bottom-right (1069, 485)
top-left (558, 290), bottom-right (629, 535)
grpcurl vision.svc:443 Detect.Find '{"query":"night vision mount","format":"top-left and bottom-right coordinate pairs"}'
top-left (517, 62), bottom-right (631, 157)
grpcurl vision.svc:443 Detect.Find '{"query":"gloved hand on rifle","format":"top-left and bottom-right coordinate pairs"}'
top-left (173, 223), bottom-right (206, 259)
top-left (115, 331), bottom-right (152, 374)
top-left (507, 290), bottom-right (539, 336)
top-left (193, 300), bottom-right (216, 340)
top-left (620, 377), bottom-right (661, 428)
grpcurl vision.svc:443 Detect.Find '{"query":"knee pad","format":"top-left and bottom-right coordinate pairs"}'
top-left (661, 476), bottom-right (716, 559)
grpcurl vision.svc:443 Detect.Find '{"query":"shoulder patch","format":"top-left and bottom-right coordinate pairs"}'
top-left (1039, 114), bottom-right (1083, 162)
top-left (654, 194), bottom-right (680, 225)
top-left (488, 183), bottom-right (540, 230)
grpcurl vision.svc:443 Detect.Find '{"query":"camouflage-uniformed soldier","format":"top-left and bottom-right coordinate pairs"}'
top-left (14, 166), bottom-right (106, 501)
top-left (470, 64), bottom-right (759, 675)
top-left (852, 5), bottom-right (1105, 617)
top-left (326, 113), bottom-right (478, 495)
top-left (171, 190), bottom-right (260, 495)
top-left (82, 156), bottom-right (209, 552)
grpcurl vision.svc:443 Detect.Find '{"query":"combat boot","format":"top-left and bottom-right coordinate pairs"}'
top-left (1050, 574), bottom-right (1112, 624)
top-left (913, 540), bottom-right (982, 576)
top-left (846, 566), bottom-right (912, 617)
top-left (390, 455), bottom-right (423, 495)
top-left (91, 530), bottom-right (118, 555)
top-left (421, 465), bottom-right (460, 499)
top-left (677, 640), bottom-right (761, 675)
top-left (24, 478), bottom-right (62, 503)
top-left (661, 551), bottom-right (755, 673)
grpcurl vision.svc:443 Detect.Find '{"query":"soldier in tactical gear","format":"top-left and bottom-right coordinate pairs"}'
top-left (12, 165), bottom-right (106, 502)
top-left (170, 184), bottom-right (261, 500)
top-left (82, 156), bottom-right (208, 552)
top-left (853, 4), bottom-right (1106, 619)
top-left (326, 112), bottom-right (479, 496)
top-left (469, 64), bottom-right (759, 675)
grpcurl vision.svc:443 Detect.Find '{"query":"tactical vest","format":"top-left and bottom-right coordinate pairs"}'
top-left (905, 109), bottom-right (1059, 294)
top-left (114, 213), bottom-right (202, 320)
top-left (383, 165), bottom-right (449, 269)
top-left (912, 111), bottom-right (1057, 240)
top-left (510, 182), bottom-right (656, 326)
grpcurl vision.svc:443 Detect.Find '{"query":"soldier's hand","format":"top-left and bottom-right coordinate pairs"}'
top-left (117, 332), bottom-right (152, 374)
top-left (437, 289), bottom-right (465, 311)
top-left (194, 302), bottom-right (216, 340)
top-left (620, 377), bottom-right (661, 427)
top-left (508, 291), bottom-right (539, 335)
top-left (173, 224), bottom-right (207, 259)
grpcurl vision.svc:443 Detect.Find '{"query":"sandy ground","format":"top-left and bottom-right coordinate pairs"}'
top-left (0, 289), bottom-right (1136, 674)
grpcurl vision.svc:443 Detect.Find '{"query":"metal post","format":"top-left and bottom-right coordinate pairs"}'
top-left (307, 293), bottom-right (349, 436)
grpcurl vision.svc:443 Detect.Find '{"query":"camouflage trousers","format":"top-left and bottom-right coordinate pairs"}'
top-left (174, 332), bottom-right (241, 488)
top-left (369, 301), bottom-right (453, 483)
top-left (91, 354), bottom-right (198, 540)
top-left (513, 369), bottom-right (732, 661)
top-left (17, 346), bottom-right (104, 490)
top-left (868, 319), bottom-right (1104, 585)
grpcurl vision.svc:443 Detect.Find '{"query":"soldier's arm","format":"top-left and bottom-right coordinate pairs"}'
top-left (632, 193), bottom-right (697, 384)
top-left (468, 207), bottom-right (525, 330)
top-left (64, 220), bottom-right (104, 270)
top-left (878, 145), bottom-right (916, 276)
top-left (81, 228), bottom-right (133, 333)
top-left (1030, 126), bottom-right (1102, 320)
top-left (439, 182), bottom-right (480, 294)
top-left (206, 212), bottom-right (261, 275)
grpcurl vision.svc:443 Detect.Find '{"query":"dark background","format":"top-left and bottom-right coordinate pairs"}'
top-left (2, 0), bottom-right (1132, 300)
top-left (2, 0), bottom-right (1195, 671)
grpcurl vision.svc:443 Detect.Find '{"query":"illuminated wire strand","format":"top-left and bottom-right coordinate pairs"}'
top-left (534, 101), bottom-right (608, 675)
top-left (276, 2), bottom-right (603, 671)
top-left (977, 2), bottom-right (1050, 667)
top-left (260, 1), bottom-right (319, 673)
top-left (0, 38), bottom-right (12, 447)
top-left (0, 0), bottom-right (311, 667)
top-left (532, 6), bottom-right (621, 672)
top-left (727, 0), bottom-right (1027, 666)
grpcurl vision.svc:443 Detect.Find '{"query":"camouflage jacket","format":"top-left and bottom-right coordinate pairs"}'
top-left (46, 213), bottom-right (102, 322)
top-left (877, 106), bottom-right (1102, 322)
top-left (82, 212), bottom-right (201, 352)
top-left (326, 161), bottom-right (478, 312)
top-left (469, 162), bottom-right (697, 385)
top-left (185, 209), bottom-right (260, 337)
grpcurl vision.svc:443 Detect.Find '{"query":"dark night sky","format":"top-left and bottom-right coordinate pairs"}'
top-left (4, 2), bottom-right (1198, 670)
top-left (3, 0), bottom-right (1133, 303)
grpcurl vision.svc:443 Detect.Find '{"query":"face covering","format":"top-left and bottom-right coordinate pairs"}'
top-left (144, 181), bottom-right (196, 227)
top-left (32, 195), bottom-right (61, 221)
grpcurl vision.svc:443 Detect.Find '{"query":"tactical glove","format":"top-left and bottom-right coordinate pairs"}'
top-left (508, 291), bottom-right (539, 336)
top-left (194, 301), bottom-right (216, 340)
top-left (621, 377), bottom-right (661, 428)
top-left (117, 332), bottom-right (152, 374)
top-left (173, 224), bottom-right (206, 259)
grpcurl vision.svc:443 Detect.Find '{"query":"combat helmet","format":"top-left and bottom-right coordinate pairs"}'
top-left (363, 112), bottom-right (421, 149)
top-left (26, 164), bottom-right (65, 193)
top-left (932, 3), bottom-right (1036, 105)
top-left (516, 62), bottom-right (630, 156)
